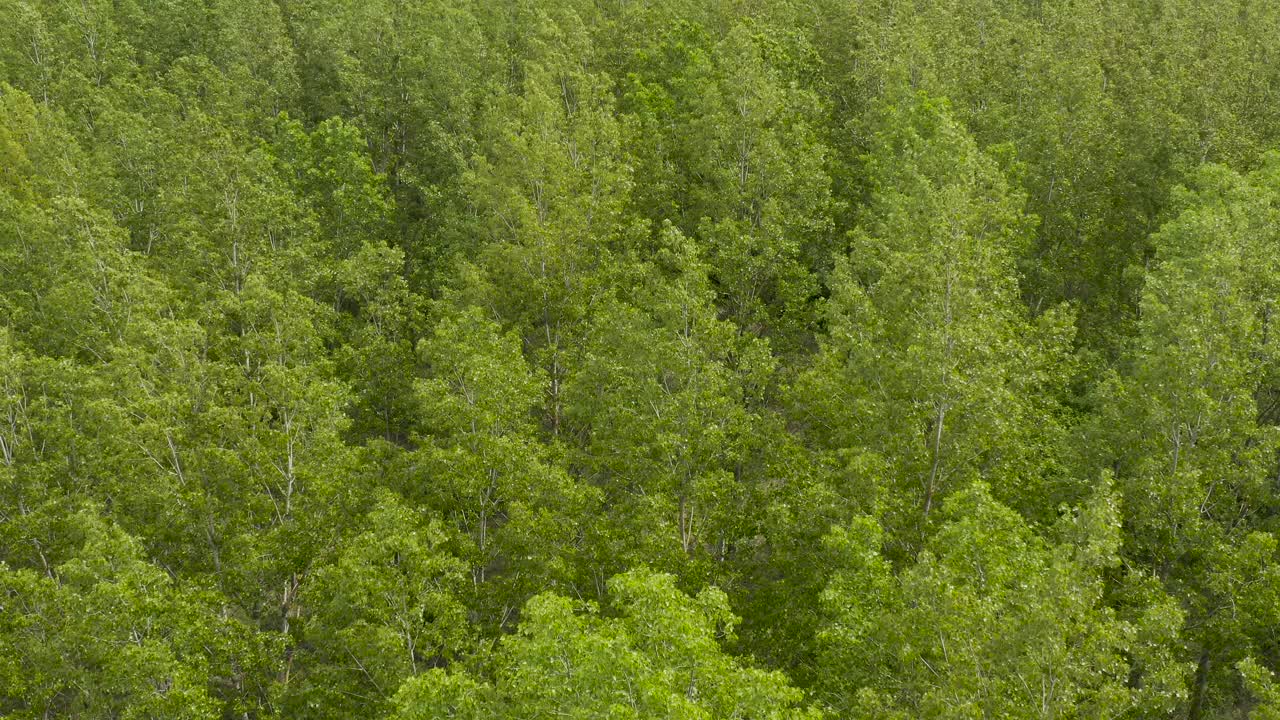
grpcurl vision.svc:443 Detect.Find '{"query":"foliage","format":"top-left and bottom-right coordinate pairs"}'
top-left (2, 1), bottom-right (1280, 718)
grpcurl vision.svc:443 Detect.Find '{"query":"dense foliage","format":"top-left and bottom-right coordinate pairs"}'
top-left (2, 1), bottom-right (1280, 717)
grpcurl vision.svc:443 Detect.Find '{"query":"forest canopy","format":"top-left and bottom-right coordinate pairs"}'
top-left (2, 0), bottom-right (1280, 718)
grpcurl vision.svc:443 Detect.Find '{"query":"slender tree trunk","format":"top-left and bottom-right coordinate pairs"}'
top-left (924, 400), bottom-right (947, 524)
top-left (1187, 650), bottom-right (1210, 720)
